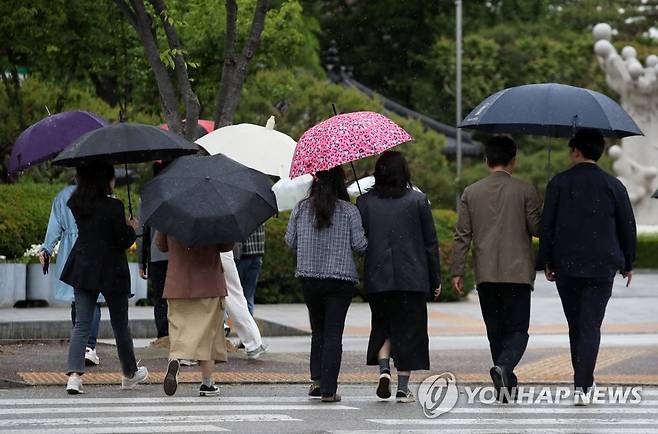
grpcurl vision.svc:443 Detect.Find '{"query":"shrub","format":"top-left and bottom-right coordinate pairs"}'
top-left (635, 234), bottom-right (658, 269)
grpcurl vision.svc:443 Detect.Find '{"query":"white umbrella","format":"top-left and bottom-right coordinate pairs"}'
top-left (347, 176), bottom-right (424, 198)
top-left (196, 116), bottom-right (296, 178)
top-left (272, 174), bottom-right (313, 212)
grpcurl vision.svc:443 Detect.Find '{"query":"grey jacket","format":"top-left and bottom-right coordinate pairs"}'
top-left (285, 199), bottom-right (367, 282)
top-left (356, 189), bottom-right (441, 294)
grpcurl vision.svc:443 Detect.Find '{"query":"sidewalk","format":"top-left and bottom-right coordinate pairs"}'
top-left (1, 273), bottom-right (656, 387)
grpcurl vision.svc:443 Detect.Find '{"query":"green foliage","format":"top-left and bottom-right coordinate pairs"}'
top-left (0, 182), bottom-right (65, 259)
top-left (635, 234), bottom-right (658, 269)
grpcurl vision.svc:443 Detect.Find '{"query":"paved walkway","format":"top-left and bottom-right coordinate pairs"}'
top-left (1, 273), bottom-right (656, 386)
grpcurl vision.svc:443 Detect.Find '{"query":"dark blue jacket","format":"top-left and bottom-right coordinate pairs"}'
top-left (538, 163), bottom-right (636, 279)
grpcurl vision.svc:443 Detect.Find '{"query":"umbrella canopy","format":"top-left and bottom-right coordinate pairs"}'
top-left (289, 111), bottom-right (413, 178)
top-left (140, 154), bottom-right (277, 247)
top-left (196, 116), bottom-right (296, 177)
top-left (271, 174), bottom-right (313, 211)
top-left (52, 122), bottom-right (199, 166)
top-left (459, 83), bottom-right (642, 138)
top-left (9, 111), bottom-right (108, 173)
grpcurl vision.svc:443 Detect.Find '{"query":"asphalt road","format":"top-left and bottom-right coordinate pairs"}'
top-left (1, 383), bottom-right (657, 433)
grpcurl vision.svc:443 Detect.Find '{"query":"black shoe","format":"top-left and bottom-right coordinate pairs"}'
top-left (199, 384), bottom-right (220, 397)
top-left (224, 326), bottom-right (231, 337)
top-left (490, 366), bottom-right (512, 403)
top-left (376, 372), bottom-right (391, 399)
top-left (163, 359), bottom-right (180, 396)
top-left (321, 393), bottom-right (341, 402)
top-left (308, 383), bottom-right (321, 398)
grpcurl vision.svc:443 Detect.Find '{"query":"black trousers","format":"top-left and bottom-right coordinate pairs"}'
top-left (477, 282), bottom-right (531, 381)
top-left (148, 261), bottom-right (169, 339)
top-left (301, 278), bottom-right (354, 396)
top-left (556, 275), bottom-right (613, 390)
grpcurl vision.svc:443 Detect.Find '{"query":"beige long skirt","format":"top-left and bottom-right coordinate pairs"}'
top-left (167, 297), bottom-right (227, 362)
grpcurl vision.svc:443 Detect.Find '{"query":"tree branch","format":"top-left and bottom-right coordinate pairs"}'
top-left (213, 0), bottom-right (239, 128)
top-left (150, 0), bottom-right (200, 140)
top-left (117, 0), bottom-right (182, 132)
top-left (214, 0), bottom-right (269, 128)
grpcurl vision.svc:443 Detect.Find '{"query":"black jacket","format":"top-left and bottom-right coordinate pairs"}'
top-left (356, 189), bottom-right (441, 294)
top-left (61, 196), bottom-right (136, 294)
top-left (538, 163), bottom-right (637, 279)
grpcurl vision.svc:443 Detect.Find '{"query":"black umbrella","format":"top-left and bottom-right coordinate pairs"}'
top-left (52, 122), bottom-right (199, 165)
top-left (459, 83), bottom-right (642, 138)
top-left (459, 83), bottom-right (643, 181)
top-left (52, 122), bottom-right (199, 216)
top-left (140, 154), bottom-right (277, 247)
top-left (653, 189), bottom-right (658, 199)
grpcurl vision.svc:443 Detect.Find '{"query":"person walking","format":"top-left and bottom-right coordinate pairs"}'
top-left (60, 161), bottom-right (148, 394)
top-left (451, 136), bottom-right (541, 402)
top-left (137, 162), bottom-right (170, 349)
top-left (356, 151), bottom-right (441, 403)
top-left (221, 250), bottom-right (268, 359)
top-left (285, 167), bottom-right (367, 403)
top-left (538, 128), bottom-right (636, 406)
top-left (234, 225), bottom-right (265, 316)
top-left (39, 183), bottom-right (104, 367)
top-left (156, 232), bottom-right (234, 397)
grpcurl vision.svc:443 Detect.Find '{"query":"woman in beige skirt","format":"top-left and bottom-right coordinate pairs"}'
top-left (156, 232), bottom-right (233, 397)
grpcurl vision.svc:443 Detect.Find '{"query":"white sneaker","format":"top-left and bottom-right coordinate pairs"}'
top-left (85, 347), bottom-right (100, 366)
top-left (179, 359), bottom-right (198, 366)
top-left (246, 344), bottom-right (269, 360)
top-left (66, 374), bottom-right (84, 395)
top-left (121, 365), bottom-right (148, 390)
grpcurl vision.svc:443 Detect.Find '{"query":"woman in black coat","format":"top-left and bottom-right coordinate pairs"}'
top-left (356, 151), bottom-right (441, 403)
top-left (60, 161), bottom-right (148, 394)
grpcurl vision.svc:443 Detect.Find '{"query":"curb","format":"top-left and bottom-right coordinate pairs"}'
top-left (0, 378), bottom-right (30, 388)
top-left (0, 317), bottom-right (308, 341)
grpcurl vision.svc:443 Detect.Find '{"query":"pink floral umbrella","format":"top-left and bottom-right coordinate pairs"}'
top-left (289, 111), bottom-right (413, 178)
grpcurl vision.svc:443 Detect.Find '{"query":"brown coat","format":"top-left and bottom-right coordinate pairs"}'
top-left (155, 232), bottom-right (233, 299)
top-left (451, 171), bottom-right (541, 286)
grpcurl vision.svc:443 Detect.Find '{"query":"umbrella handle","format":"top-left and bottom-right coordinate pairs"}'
top-left (350, 161), bottom-right (362, 195)
top-left (125, 161), bottom-right (133, 218)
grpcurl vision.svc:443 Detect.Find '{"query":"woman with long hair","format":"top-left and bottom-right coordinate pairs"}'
top-left (356, 151), bottom-right (441, 403)
top-left (60, 161), bottom-right (148, 394)
top-left (285, 166), bottom-right (367, 402)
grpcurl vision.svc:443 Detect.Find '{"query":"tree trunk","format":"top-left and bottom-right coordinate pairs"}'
top-left (150, 0), bottom-right (200, 140)
top-left (214, 0), bottom-right (269, 128)
top-left (115, 0), bottom-right (183, 133)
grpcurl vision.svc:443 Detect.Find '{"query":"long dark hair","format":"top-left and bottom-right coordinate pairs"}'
top-left (68, 161), bottom-right (115, 218)
top-left (371, 151), bottom-right (411, 199)
top-left (310, 166), bottom-right (349, 230)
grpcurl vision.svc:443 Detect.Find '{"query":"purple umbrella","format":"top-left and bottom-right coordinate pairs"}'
top-left (9, 111), bottom-right (108, 173)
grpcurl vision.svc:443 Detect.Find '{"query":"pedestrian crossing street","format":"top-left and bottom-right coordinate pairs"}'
top-left (0, 389), bottom-right (657, 433)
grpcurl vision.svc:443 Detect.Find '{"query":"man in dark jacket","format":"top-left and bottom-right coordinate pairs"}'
top-left (538, 128), bottom-right (636, 406)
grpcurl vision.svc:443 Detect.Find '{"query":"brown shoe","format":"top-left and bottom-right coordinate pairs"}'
top-left (308, 383), bottom-right (321, 397)
top-left (321, 393), bottom-right (341, 402)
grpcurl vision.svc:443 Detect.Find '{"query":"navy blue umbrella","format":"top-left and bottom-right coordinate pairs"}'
top-left (459, 83), bottom-right (642, 138)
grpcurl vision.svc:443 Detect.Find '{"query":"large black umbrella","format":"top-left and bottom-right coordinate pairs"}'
top-left (140, 154), bottom-right (277, 247)
top-left (52, 122), bottom-right (199, 165)
top-left (52, 122), bottom-right (199, 216)
top-left (459, 83), bottom-right (642, 138)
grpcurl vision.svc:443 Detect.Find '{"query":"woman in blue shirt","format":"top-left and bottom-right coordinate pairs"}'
top-left (39, 182), bottom-right (104, 366)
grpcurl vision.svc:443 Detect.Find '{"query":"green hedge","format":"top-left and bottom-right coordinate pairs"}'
top-left (636, 234), bottom-right (658, 269)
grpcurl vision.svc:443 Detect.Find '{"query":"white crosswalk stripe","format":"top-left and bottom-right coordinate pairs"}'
top-left (0, 396), bottom-right (358, 433)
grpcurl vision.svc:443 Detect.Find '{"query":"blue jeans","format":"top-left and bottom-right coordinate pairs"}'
top-left (67, 289), bottom-right (137, 376)
top-left (235, 255), bottom-right (263, 316)
top-left (71, 302), bottom-right (101, 349)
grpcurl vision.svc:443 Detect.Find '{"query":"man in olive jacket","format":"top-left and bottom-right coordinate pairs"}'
top-left (451, 136), bottom-right (541, 401)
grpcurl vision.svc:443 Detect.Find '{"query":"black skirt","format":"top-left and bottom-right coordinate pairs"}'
top-left (366, 291), bottom-right (430, 371)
